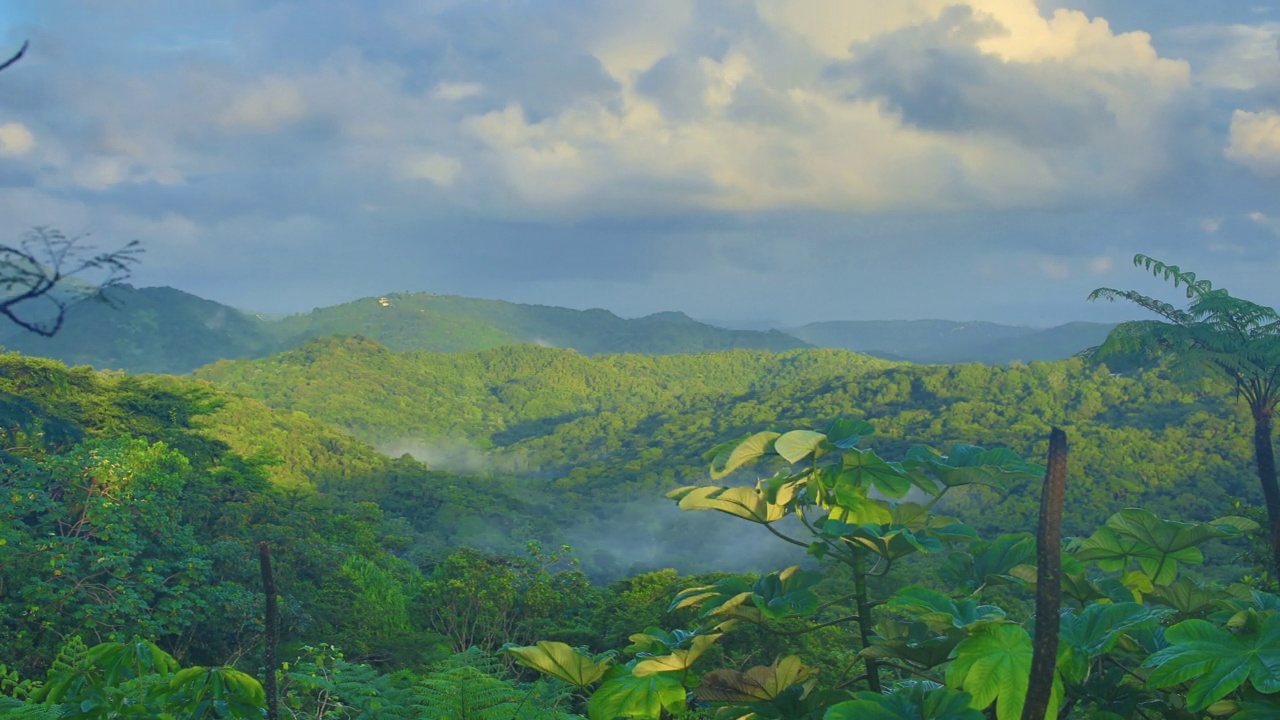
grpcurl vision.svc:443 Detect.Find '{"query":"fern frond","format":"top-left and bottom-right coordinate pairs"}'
top-left (1133, 254), bottom-right (1213, 297)
top-left (1087, 288), bottom-right (1194, 325)
top-left (415, 649), bottom-right (579, 720)
top-left (0, 698), bottom-right (62, 720)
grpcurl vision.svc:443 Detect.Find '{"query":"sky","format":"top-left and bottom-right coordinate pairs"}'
top-left (1, 0), bottom-right (1279, 327)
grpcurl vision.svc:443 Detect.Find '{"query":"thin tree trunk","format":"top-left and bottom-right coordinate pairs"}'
top-left (1023, 428), bottom-right (1067, 720)
top-left (1252, 411), bottom-right (1280, 580)
top-left (259, 542), bottom-right (279, 720)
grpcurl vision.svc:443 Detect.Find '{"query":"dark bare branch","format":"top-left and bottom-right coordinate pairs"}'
top-left (0, 227), bottom-right (143, 337)
top-left (0, 40), bottom-right (27, 73)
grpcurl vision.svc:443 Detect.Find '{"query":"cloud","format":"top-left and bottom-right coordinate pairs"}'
top-left (1038, 258), bottom-right (1072, 280)
top-left (1162, 22), bottom-right (1280, 91)
top-left (442, 0), bottom-right (1193, 215)
top-left (1226, 109), bottom-right (1280, 174)
top-left (0, 122), bottom-right (35, 156)
top-left (0, 0), bottom-right (1276, 326)
top-left (402, 154), bottom-right (461, 187)
top-left (1089, 255), bottom-right (1113, 273)
top-left (432, 81), bottom-right (484, 101)
top-left (218, 76), bottom-right (308, 132)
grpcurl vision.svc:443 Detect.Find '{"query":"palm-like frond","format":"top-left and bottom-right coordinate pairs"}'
top-left (1087, 288), bottom-right (1194, 325)
top-left (1134, 254), bottom-right (1214, 298)
top-left (1087, 255), bottom-right (1280, 412)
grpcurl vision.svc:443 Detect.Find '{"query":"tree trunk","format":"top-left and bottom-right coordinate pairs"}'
top-left (1022, 428), bottom-right (1067, 720)
top-left (1252, 410), bottom-right (1280, 580)
top-left (259, 542), bottom-right (279, 720)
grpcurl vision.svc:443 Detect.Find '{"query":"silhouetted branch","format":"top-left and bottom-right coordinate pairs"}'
top-left (0, 227), bottom-right (142, 337)
top-left (0, 40), bottom-right (27, 73)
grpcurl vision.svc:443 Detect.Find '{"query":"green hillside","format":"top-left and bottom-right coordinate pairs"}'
top-left (0, 287), bottom-right (810, 374)
top-left (267, 292), bottom-right (809, 355)
top-left (0, 285), bottom-right (271, 374)
top-left (196, 338), bottom-right (1259, 544)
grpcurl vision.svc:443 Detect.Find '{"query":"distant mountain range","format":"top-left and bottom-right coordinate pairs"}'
top-left (787, 320), bottom-right (1115, 365)
top-left (0, 284), bottom-right (1117, 374)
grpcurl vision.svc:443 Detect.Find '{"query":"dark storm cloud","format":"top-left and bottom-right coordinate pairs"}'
top-left (828, 6), bottom-right (1112, 147)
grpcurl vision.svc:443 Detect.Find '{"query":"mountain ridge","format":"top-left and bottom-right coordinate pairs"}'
top-left (0, 284), bottom-right (1117, 374)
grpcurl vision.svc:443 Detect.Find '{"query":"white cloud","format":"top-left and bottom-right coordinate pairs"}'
top-left (1088, 255), bottom-right (1113, 273)
top-left (403, 154), bottom-right (462, 187)
top-left (0, 122), bottom-right (35, 156)
top-left (432, 82), bottom-right (484, 101)
top-left (1249, 210), bottom-right (1280, 235)
top-left (1039, 258), bottom-right (1072, 280)
top-left (1164, 23), bottom-right (1280, 91)
top-left (218, 76), bottom-right (308, 132)
top-left (1226, 109), bottom-right (1280, 174)
top-left (449, 0), bottom-right (1192, 215)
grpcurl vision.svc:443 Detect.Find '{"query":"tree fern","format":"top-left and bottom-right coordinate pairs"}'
top-left (1088, 254), bottom-right (1280, 580)
top-left (280, 644), bottom-right (416, 719)
top-left (415, 648), bottom-right (578, 720)
top-left (0, 699), bottom-right (61, 720)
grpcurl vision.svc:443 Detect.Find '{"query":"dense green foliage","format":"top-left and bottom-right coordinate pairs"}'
top-left (5, 274), bottom-right (1280, 718)
top-left (195, 338), bottom-right (1262, 556)
top-left (512, 422), bottom-right (1277, 720)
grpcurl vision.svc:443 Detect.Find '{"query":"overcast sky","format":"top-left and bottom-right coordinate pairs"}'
top-left (1, 0), bottom-right (1278, 326)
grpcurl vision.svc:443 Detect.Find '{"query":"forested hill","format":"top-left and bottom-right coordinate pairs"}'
top-left (0, 286), bottom-right (809, 374)
top-left (787, 319), bottom-right (1116, 363)
top-left (270, 292), bottom-right (809, 356)
top-left (0, 285), bottom-right (272, 375)
top-left (196, 338), bottom-right (1260, 547)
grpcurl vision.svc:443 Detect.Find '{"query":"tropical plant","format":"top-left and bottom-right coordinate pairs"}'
top-left (1088, 253), bottom-right (1280, 580)
top-left (510, 418), bottom-right (1274, 719)
top-left (11, 637), bottom-right (265, 719)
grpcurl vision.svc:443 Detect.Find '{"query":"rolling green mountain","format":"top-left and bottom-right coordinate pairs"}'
top-left (268, 292), bottom-right (809, 355)
top-left (0, 287), bottom-right (810, 373)
top-left (0, 285), bottom-right (272, 374)
top-left (196, 337), bottom-right (1259, 547)
top-left (787, 319), bottom-right (1116, 364)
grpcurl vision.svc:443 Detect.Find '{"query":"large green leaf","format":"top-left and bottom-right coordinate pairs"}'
top-left (670, 577), bottom-right (757, 619)
top-left (826, 682), bottom-right (983, 720)
top-left (839, 448), bottom-right (911, 500)
top-left (1147, 578), bottom-right (1229, 615)
top-left (1144, 614), bottom-right (1280, 712)
top-left (941, 534), bottom-right (1035, 593)
top-left (668, 484), bottom-right (787, 523)
top-left (904, 444), bottom-right (1042, 491)
top-left (863, 619), bottom-right (966, 670)
top-left (505, 641), bottom-right (613, 689)
top-left (633, 633), bottom-right (721, 677)
top-left (698, 656), bottom-right (819, 702)
top-left (1059, 602), bottom-right (1165, 659)
top-left (589, 663), bottom-right (686, 720)
top-left (710, 431), bottom-right (782, 480)
top-left (1057, 603), bottom-right (1166, 683)
top-left (775, 430), bottom-right (828, 464)
top-left (1075, 509), bottom-right (1241, 585)
top-left (823, 418), bottom-right (876, 448)
top-left (946, 624), bottom-right (1060, 720)
top-left (752, 566), bottom-right (824, 619)
top-left (886, 587), bottom-right (1005, 631)
top-left (164, 666), bottom-right (266, 719)
top-left (1230, 687), bottom-right (1280, 720)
